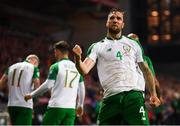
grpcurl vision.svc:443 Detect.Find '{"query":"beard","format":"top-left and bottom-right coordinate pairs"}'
top-left (108, 27), bottom-right (121, 34)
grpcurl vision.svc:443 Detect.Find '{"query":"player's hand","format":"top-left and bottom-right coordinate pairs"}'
top-left (149, 95), bottom-right (161, 107)
top-left (76, 106), bottom-right (83, 117)
top-left (24, 94), bottom-right (32, 102)
top-left (72, 44), bottom-right (82, 57)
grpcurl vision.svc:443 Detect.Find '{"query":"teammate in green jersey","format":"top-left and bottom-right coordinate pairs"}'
top-left (73, 8), bottom-right (161, 125)
top-left (127, 33), bottom-right (162, 101)
top-left (0, 54), bottom-right (40, 125)
top-left (24, 40), bottom-right (85, 125)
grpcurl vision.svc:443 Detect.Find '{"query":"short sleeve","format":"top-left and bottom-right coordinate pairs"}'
top-left (144, 56), bottom-right (155, 75)
top-left (86, 43), bottom-right (99, 63)
top-left (79, 75), bottom-right (84, 83)
top-left (47, 63), bottom-right (59, 80)
top-left (33, 67), bottom-right (40, 78)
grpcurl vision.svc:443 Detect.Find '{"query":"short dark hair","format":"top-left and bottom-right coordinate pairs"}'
top-left (54, 40), bottom-right (70, 54)
top-left (109, 8), bottom-right (124, 15)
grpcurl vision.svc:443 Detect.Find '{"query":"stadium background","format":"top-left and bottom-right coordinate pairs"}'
top-left (0, 0), bottom-right (179, 125)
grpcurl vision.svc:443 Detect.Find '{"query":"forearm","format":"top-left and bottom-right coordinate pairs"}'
top-left (31, 79), bottom-right (54, 98)
top-left (144, 69), bottom-right (156, 96)
top-left (155, 78), bottom-right (161, 98)
top-left (0, 80), bottom-right (4, 90)
top-left (0, 74), bottom-right (7, 90)
top-left (75, 55), bottom-right (86, 75)
top-left (139, 63), bottom-right (157, 96)
top-left (75, 55), bottom-right (94, 75)
top-left (77, 82), bottom-right (85, 107)
top-left (33, 78), bottom-right (40, 89)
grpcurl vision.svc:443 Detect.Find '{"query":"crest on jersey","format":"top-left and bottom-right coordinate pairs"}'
top-left (123, 45), bottom-right (131, 53)
top-left (122, 45), bottom-right (131, 56)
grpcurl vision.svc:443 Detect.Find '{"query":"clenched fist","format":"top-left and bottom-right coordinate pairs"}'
top-left (72, 44), bottom-right (82, 57)
top-left (150, 95), bottom-right (161, 107)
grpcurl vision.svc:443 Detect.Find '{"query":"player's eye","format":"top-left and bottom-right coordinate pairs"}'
top-left (110, 16), bottom-right (115, 20)
top-left (117, 17), bottom-right (122, 21)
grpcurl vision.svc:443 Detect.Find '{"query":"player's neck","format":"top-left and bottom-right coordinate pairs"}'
top-left (57, 55), bottom-right (69, 61)
top-left (107, 32), bottom-right (122, 40)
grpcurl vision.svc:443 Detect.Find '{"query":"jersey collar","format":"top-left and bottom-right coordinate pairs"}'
top-left (24, 59), bottom-right (29, 63)
top-left (58, 58), bottom-right (70, 62)
top-left (106, 35), bottom-right (123, 40)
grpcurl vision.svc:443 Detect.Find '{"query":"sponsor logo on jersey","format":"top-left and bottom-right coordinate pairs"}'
top-left (106, 48), bottom-right (112, 52)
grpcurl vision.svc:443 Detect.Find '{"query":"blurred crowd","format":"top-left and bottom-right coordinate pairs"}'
top-left (0, 27), bottom-right (180, 125)
top-left (146, 74), bottom-right (180, 125)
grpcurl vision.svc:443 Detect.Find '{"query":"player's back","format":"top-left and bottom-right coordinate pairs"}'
top-left (48, 59), bottom-right (81, 109)
top-left (7, 61), bottom-right (35, 108)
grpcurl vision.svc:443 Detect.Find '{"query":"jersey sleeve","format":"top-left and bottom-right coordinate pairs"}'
top-left (47, 63), bottom-right (58, 80)
top-left (79, 75), bottom-right (84, 83)
top-left (144, 56), bottom-right (155, 75)
top-left (86, 43), bottom-right (98, 63)
top-left (33, 67), bottom-right (40, 78)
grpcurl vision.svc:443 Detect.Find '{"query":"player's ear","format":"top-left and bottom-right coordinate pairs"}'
top-left (35, 60), bottom-right (39, 67)
top-left (105, 15), bottom-right (109, 28)
top-left (105, 21), bottom-right (108, 28)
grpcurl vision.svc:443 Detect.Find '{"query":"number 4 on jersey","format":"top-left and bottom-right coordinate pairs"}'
top-left (116, 51), bottom-right (122, 60)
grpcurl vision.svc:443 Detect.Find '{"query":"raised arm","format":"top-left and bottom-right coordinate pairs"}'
top-left (73, 44), bottom-right (95, 75)
top-left (138, 62), bottom-right (161, 107)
